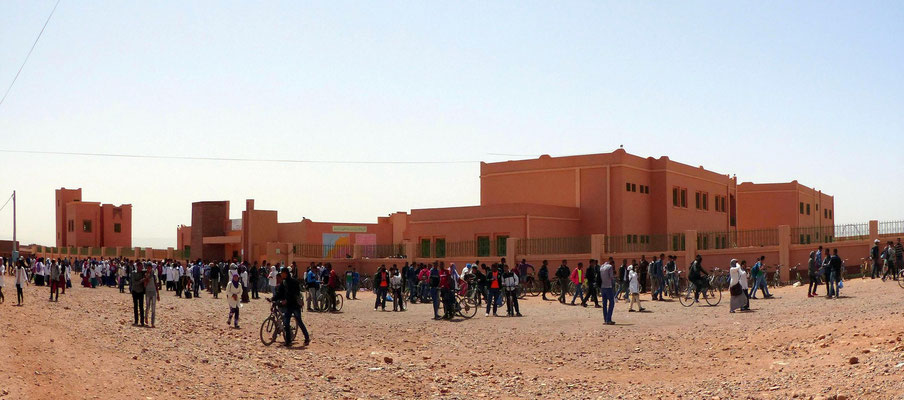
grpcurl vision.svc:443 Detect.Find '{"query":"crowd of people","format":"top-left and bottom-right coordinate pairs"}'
top-left (0, 240), bottom-right (900, 343)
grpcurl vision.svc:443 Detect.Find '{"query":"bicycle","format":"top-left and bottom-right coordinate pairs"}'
top-left (860, 258), bottom-right (870, 280)
top-left (678, 274), bottom-right (721, 307)
top-left (790, 263), bottom-right (803, 286)
top-left (260, 298), bottom-right (298, 346)
top-left (314, 289), bottom-right (344, 312)
top-left (436, 293), bottom-right (478, 319)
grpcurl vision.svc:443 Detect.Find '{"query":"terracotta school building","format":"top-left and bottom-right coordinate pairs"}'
top-left (175, 149), bottom-right (838, 268)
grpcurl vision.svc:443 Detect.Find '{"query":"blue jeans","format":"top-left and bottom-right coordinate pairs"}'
top-left (652, 276), bottom-right (664, 300)
top-left (407, 280), bottom-right (417, 300)
top-left (571, 284), bottom-right (584, 304)
top-left (826, 271), bottom-right (838, 297)
top-left (486, 288), bottom-right (500, 315)
top-left (750, 276), bottom-right (770, 297)
top-left (431, 287), bottom-right (440, 317)
top-left (600, 287), bottom-right (615, 323)
top-left (281, 308), bottom-right (309, 344)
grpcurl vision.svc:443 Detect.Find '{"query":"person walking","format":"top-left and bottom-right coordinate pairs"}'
top-left (15, 261), bottom-right (28, 306)
top-left (49, 260), bottom-right (61, 302)
top-left (192, 262), bottom-right (202, 298)
top-left (650, 255), bottom-right (665, 301)
top-left (569, 262), bottom-right (586, 306)
top-left (728, 259), bottom-right (745, 313)
top-left (870, 239), bottom-right (881, 279)
top-left (249, 261), bottom-right (260, 300)
top-left (617, 260), bottom-right (629, 301)
top-left (822, 248), bottom-right (834, 298)
top-left (582, 259), bottom-right (601, 308)
top-left (144, 265), bottom-right (160, 328)
top-left (272, 268), bottom-right (310, 347)
top-left (538, 260), bottom-right (551, 301)
top-left (345, 266), bottom-right (354, 300)
top-left (627, 265), bottom-right (644, 312)
top-left (130, 264), bottom-right (146, 326)
top-left (226, 274), bottom-right (242, 328)
top-left (555, 260), bottom-right (570, 304)
top-left (638, 255), bottom-right (649, 293)
top-left (882, 241), bottom-right (896, 281)
top-left (749, 256), bottom-right (772, 299)
top-left (599, 258), bottom-right (616, 325)
top-left (830, 249), bottom-right (843, 298)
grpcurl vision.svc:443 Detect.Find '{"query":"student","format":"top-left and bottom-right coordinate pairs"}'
top-left (0, 266), bottom-right (4, 304)
top-left (49, 260), bottom-right (61, 302)
top-left (728, 259), bottom-right (744, 313)
top-left (538, 260), bottom-right (551, 301)
top-left (144, 265), bottom-right (160, 328)
top-left (130, 264), bottom-right (146, 326)
top-left (15, 261), bottom-right (28, 306)
top-left (569, 262), bottom-right (585, 306)
top-left (599, 258), bottom-right (616, 325)
top-left (390, 268), bottom-right (404, 312)
top-left (326, 264), bottom-right (340, 311)
top-left (502, 264), bottom-right (522, 317)
top-left (807, 251), bottom-right (819, 297)
top-left (226, 274), bottom-right (242, 328)
top-left (304, 266), bottom-right (320, 312)
top-left (273, 268), bottom-right (310, 347)
top-left (582, 259), bottom-right (601, 308)
top-left (627, 265), bottom-right (645, 312)
top-left (485, 264), bottom-right (502, 317)
top-left (555, 260), bottom-right (570, 304)
top-left (374, 266), bottom-right (389, 311)
top-left (345, 267), bottom-right (355, 299)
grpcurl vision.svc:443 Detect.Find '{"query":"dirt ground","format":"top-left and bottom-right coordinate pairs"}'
top-left (1, 277), bottom-right (903, 400)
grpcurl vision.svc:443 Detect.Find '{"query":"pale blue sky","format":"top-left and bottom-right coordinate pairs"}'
top-left (1, 1), bottom-right (902, 248)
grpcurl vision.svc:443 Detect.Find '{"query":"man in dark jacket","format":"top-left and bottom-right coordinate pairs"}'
top-left (538, 260), bottom-right (551, 301)
top-left (582, 259), bottom-right (600, 308)
top-left (555, 260), bottom-right (570, 304)
top-left (130, 264), bottom-right (146, 326)
top-left (273, 267), bottom-right (310, 346)
top-left (249, 261), bottom-right (260, 299)
top-left (209, 263), bottom-right (221, 299)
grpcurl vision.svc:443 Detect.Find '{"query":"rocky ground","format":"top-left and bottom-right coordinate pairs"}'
top-left (1, 277), bottom-right (903, 399)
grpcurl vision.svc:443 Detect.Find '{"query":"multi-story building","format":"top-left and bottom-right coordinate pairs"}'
top-left (736, 181), bottom-right (834, 243)
top-left (55, 188), bottom-right (132, 248)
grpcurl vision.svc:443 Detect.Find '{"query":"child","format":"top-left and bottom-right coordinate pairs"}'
top-left (628, 265), bottom-right (645, 312)
top-left (226, 274), bottom-right (242, 328)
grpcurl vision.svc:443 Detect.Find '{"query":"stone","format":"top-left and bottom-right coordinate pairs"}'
top-left (848, 357), bottom-right (859, 365)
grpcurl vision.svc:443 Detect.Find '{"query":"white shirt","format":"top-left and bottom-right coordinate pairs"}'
top-left (739, 269), bottom-right (749, 290)
top-left (729, 264), bottom-right (741, 287)
top-left (15, 266), bottom-right (28, 286)
top-left (268, 269), bottom-right (277, 286)
top-left (628, 270), bottom-right (639, 293)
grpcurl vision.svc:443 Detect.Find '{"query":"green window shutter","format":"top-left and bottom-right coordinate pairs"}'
top-left (496, 235), bottom-right (509, 257)
top-left (477, 236), bottom-right (490, 257)
top-left (435, 238), bottom-right (446, 258)
top-left (420, 239), bottom-right (431, 258)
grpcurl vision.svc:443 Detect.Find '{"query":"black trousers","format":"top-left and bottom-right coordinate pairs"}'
top-left (505, 289), bottom-right (520, 315)
top-left (558, 277), bottom-right (568, 303)
top-left (132, 292), bottom-right (146, 324)
top-left (250, 279), bottom-right (259, 299)
top-left (540, 278), bottom-right (550, 299)
top-left (16, 284), bottom-right (24, 304)
top-left (582, 284), bottom-right (599, 306)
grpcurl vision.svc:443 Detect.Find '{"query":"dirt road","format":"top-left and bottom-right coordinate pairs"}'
top-left (1, 277), bottom-right (903, 399)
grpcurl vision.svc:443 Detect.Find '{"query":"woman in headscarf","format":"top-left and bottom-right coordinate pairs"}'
top-left (226, 273), bottom-right (242, 328)
top-left (268, 265), bottom-right (278, 294)
top-left (728, 259), bottom-right (745, 313)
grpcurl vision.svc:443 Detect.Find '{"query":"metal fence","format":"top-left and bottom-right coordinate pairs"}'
top-left (698, 229), bottom-right (779, 249)
top-left (294, 243), bottom-right (354, 258)
top-left (606, 234), bottom-right (677, 253)
top-left (792, 223), bottom-right (870, 244)
top-left (355, 244), bottom-right (406, 258)
top-left (878, 220), bottom-right (904, 237)
top-left (446, 241), bottom-right (476, 258)
top-left (517, 236), bottom-right (592, 255)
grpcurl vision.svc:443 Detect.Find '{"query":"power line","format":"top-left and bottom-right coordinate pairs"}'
top-left (0, 193), bottom-right (12, 214)
top-left (0, 0), bottom-right (61, 109)
top-left (0, 149), bottom-right (481, 165)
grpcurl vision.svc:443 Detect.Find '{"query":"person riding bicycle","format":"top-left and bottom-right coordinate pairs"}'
top-left (272, 267), bottom-right (310, 347)
top-left (688, 255), bottom-right (709, 302)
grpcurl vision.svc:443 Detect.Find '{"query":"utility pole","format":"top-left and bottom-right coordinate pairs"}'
top-left (11, 191), bottom-right (17, 263)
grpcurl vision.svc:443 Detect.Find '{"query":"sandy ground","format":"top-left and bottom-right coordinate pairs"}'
top-left (1, 277), bottom-right (903, 400)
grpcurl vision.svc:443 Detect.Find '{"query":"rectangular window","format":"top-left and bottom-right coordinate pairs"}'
top-left (702, 193), bottom-right (708, 210)
top-left (824, 209), bottom-right (828, 218)
top-left (420, 238), bottom-right (431, 258)
top-left (82, 220), bottom-right (92, 233)
top-left (477, 236), bottom-right (491, 257)
top-left (799, 202), bottom-right (804, 214)
top-left (714, 196), bottom-right (720, 212)
top-left (68, 220), bottom-right (74, 232)
top-left (805, 234), bottom-right (811, 244)
top-left (183, 245), bottom-right (191, 258)
top-left (829, 210), bottom-right (833, 219)
top-left (626, 182), bottom-right (632, 192)
top-left (435, 238), bottom-right (446, 258)
top-left (681, 189), bottom-right (687, 208)
top-left (114, 223), bottom-right (122, 233)
top-left (673, 188), bottom-right (679, 206)
top-left (806, 203), bottom-right (810, 215)
top-left (695, 192), bottom-right (701, 209)
top-left (721, 197), bottom-right (726, 213)
top-left (496, 235), bottom-right (509, 257)
top-left (631, 183), bottom-right (636, 192)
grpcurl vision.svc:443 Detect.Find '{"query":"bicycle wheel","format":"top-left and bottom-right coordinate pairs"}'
top-left (525, 277), bottom-right (539, 297)
top-left (678, 285), bottom-right (695, 307)
top-left (898, 277), bottom-right (904, 289)
top-left (285, 317), bottom-right (298, 344)
top-left (550, 280), bottom-right (561, 296)
top-left (334, 294), bottom-right (344, 312)
top-left (457, 296), bottom-right (477, 319)
top-left (704, 286), bottom-right (721, 306)
top-left (316, 293), bottom-right (328, 312)
top-left (260, 316), bottom-right (278, 346)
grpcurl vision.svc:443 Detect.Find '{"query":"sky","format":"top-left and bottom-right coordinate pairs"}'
top-left (0, 1), bottom-right (902, 248)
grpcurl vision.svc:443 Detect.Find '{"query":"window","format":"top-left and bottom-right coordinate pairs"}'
top-left (672, 188), bottom-right (679, 206)
top-left (722, 197), bottom-right (727, 213)
top-left (824, 209), bottom-right (828, 218)
top-left (695, 192), bottom-right (701, 210)
top-left (829, 210), bottom-right (833, 219)
top-left (477, 236), bottom-right (491, 257)
top-left (435, 238), bottom-right (446, 258)
top-left (626, 183), bottom-right (632, 192)
top-left (496, 235), bottom-right (509, 257)
top-left (702, 193), bottom-right (708, 210)
top-left (420, 238), bottom-right (431, 258)
top-left (671, 234), bottom-right (686, 251)
top-left (183, 245), bottom-right (191, 258)
top-left (799, 202), bottom-right (804, 214)
top-left (114, 223), bottom-right (122, 233)
top-left (715, 195), bottom-right (721, 212)
top-left (681, 189), bottom-right (687, 208)
top-left (806, 203), bottom-right (810, 215)
top-left (631, 183), bottom-right (636, 192)
top-left (68, 220), bottom-right (74, 232)
top-left (82, 220), bottom-right (92, 233)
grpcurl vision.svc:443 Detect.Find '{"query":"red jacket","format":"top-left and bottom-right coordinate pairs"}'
top-left (570, 268), bottom-right (585, 285)
top-left (328, 270), bottom-right (340, 289)
top-left (439, 269), bottom-right (451, 289)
